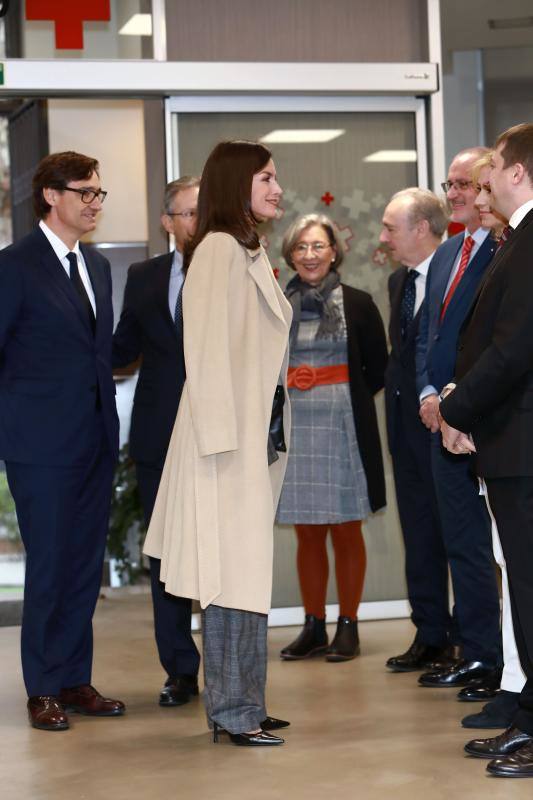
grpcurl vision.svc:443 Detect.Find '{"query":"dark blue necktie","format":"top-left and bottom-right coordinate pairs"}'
top-left (174, 283), bottom-right (184, 338)
top-left (400, 269), bottom-right (418, 339)
top-left (67, 252), bottom-right (96, 335)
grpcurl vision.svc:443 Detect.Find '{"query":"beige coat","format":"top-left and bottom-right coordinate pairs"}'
top-left (143, 232), bottom-right (292, 614)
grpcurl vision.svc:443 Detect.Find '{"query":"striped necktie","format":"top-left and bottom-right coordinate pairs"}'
top-left (440, 235), bottom-right (474, 321)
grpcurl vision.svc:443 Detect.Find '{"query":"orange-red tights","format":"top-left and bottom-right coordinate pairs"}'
top-left (294, 522), bottom-right (367, 619)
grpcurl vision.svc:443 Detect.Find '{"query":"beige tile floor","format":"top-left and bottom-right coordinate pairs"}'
top-left (0, 593), bottom-right (529, 800)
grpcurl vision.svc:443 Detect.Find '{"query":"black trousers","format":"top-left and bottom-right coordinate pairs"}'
top-left (485, 477), bottom-right (533, 735)
top-left (390, 403), bottom-right (452, 647)
top-left (430, 434), bottom-right (501, 664)
top-left (136, 462), bottom-right (200, 680)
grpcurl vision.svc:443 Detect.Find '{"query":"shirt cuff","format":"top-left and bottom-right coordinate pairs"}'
top-left (419, 385), bottom-right (438, 403)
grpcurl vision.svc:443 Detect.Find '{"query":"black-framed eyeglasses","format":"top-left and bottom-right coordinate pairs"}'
top-left (441, 180), bottom-right (472, 193)
top-left (62, 187), bottom-right (108, 204)
top-left (166, 210), bottom-right (197, 219)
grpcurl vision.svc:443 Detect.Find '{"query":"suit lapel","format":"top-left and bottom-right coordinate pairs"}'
top-left (389, 267), bottom-right (407, 353)
top-left (247, 247), bottom-right (288, 325)
top-left (36, 230), bottom-right (93, 339)
top-left (81, 243), bottom-right (104, 339)
top-left (154, 251), bottom-right (176, 334)
top-left (442, 235), bottom-right (497, 322)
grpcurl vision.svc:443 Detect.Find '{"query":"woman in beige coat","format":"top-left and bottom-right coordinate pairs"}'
top-left (144, 140), bottom-right (292, 747)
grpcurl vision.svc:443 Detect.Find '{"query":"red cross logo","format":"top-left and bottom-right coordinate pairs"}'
top-left (26, 0), bottom-right (111, 50)
top-left (321, 191), bottom-right (334, 206)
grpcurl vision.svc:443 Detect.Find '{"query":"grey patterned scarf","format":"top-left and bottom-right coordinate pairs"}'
top-left (285, 270), bottom-right (342, 346)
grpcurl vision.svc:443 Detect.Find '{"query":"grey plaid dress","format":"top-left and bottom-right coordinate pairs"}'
top-left (277, 287), bottom-right (371, 524)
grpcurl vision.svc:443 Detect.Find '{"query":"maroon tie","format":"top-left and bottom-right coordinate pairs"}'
top-left (497, 225), bottom-right (513, 251)
top-left (440, 236), bottom-right (474, 321)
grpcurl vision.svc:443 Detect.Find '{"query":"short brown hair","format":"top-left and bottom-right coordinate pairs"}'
top-left (495, 124), bottom-right (533, 184)
top-left (282, 213), bottom-right (345, 270)
top-left (32, 151), bottom-right (100, 219)
top-left (162, 175), bottom-right (200, 215)
top-left (185, 140), bottom-right (272, 268)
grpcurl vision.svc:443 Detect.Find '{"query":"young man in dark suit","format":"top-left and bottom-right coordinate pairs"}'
top-left (112, 177), bottom-right (201, 707)
top-left (0, 151), bottom-right (124, 730)
top-left (440, 124), bottom-right (533, 778)
top-left (381, 188), bottom-right (452, 672)
top-left (416, 148), bottom-right (501, 692)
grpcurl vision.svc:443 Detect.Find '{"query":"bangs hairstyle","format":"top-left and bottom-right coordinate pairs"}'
top-left (495, 123), bottom-right (533, 184)
top-left (282, 213), bottom-right (345, 271)
top-left (33, 151), bottom-right (100, 219)
top-left (184, 140), bottom-right (272, 269)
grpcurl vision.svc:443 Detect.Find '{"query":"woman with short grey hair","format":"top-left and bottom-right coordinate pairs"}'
top-left (278, 213), bottom-right (387, 662)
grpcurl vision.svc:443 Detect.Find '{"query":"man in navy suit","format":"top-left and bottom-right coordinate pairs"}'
top-left (113, 177), bottom-right (201, 707)
top-left (0, 151), bottom-right (124, 730)
top-left (416, 147), bottom-right (501, 691)
top-left (381, 188), bottom-right (452, 672)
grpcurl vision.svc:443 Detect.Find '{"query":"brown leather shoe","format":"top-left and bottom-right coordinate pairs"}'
top-left (58, 685), bottom-right (125, 716)
top-left (27, 696), bottom-right (69, 731)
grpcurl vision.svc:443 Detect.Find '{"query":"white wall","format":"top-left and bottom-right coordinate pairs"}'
top-left (442, 50), bottom-right (485, 170)
top-left (47, 98), bottom-right (148, 243)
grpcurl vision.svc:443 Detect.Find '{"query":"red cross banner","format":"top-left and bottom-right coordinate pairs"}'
top-left (26, 0), bottom-right (111, 50)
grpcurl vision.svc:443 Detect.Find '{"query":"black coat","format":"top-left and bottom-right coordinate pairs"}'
top-left (440, 208), bottom-right (533, 478)
top-left (112, 252), bottom-right (186, 467)
top-left (341, 283), bottom-right (388, 511)
top-left (384, 267), bottom-right (425, 452)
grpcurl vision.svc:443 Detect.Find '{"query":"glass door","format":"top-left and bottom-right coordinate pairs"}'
top-left (166, 96), bottom-right (428, 618)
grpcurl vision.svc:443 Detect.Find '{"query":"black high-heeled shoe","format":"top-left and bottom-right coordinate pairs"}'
top-left (213, 722), bottom-right (284, 746)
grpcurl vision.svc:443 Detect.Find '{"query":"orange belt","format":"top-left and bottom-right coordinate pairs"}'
top-left (287, 364), bottom-right (349, 391)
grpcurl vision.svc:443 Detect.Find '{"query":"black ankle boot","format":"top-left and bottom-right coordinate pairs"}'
top-left (325, 616), bottom-right (360, 661)
top-left (280, 614), bottom-right (328, 660)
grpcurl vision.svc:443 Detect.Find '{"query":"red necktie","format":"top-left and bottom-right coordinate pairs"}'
top-left (440, 236), bottom-right (474, 321)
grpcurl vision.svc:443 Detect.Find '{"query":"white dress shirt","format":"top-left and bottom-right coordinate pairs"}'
top-left (410, 250), bottom-right (434, 317)
top-left (168, 249), bottom-right (184, 320)
top-left (39, 220), bottom-right (96, 315)
top-left (509, 198), bottom-right (533, 230)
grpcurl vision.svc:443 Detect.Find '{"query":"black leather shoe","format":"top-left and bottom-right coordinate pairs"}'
top-left (280, 615), bottom-right (328, 660)
top-left (386, 639), bottom-right (449, 673)
top-left (464, 726), bottom-right (533, 758)
top-left (462, 691), bottom-right (520, 729)
top-left (419, 659), bottom-right (495, 688)
top-left (159, 675), bottom-right (199, 707)
top-left (213, 723), bottom-right (284, 746)
top-left (457, 667), bottom-right (502, 701)
top-left (487, 742), bottom-right (533, 777)
top-left (424, 644), bottom-right (463, 671)
top-left (261, 716), bottom-right (290, 731)
top-left (326, 617), bottom-right (359, 662)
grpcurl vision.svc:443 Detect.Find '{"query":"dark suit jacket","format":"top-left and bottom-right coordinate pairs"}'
top-left (440, 208), bottom-right (533, 478)
top-left (416, 233), bottom-right (497, 396)
top-left (112, 251), bottom-right (186, 468)
top-left (342, 283), bottom-right (388, 512)
top-left (0, 226), bottom-right (119, 465)
top-left (384, 267), bottom-right (424, 452)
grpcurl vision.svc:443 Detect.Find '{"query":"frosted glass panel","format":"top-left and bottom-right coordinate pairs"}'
top-left (174, 110), bottom-right (420, 607)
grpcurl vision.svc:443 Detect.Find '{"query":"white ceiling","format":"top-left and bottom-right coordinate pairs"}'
top-left (441, 0), bottom-right (533, 51)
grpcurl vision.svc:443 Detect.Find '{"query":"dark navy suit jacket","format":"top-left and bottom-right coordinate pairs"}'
top-left (416, 232), bottom-right (497, 396)
top-left (0, 227), bottom-right (119, 465)
top-left (112, 251), bottom-right (186, 468)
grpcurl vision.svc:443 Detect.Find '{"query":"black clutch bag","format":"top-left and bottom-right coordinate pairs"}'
top-left (267, 385), bottom-right (286, 465)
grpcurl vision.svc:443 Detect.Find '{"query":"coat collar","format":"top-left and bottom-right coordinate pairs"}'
top-left (246, 246), bottom-right (288, 326)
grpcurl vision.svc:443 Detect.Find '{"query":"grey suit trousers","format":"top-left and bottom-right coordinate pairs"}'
top-left (202, 604), bottom-right (267, 734)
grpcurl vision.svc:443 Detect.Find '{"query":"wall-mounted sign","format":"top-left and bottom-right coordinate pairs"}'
top-left (25, 0), bottom-right (111, 50)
